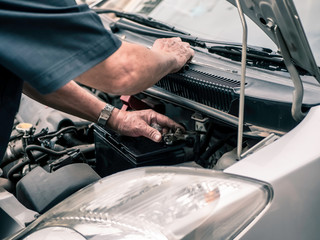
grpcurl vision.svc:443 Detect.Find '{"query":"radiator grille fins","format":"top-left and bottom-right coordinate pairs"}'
top-left (155, 69), bottom-right (240, 112)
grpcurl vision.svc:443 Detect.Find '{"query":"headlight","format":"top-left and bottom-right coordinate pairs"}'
top-left (9, 166), bottom-right (272, 240)
top-left (23, 227), bottom-right (86, 240)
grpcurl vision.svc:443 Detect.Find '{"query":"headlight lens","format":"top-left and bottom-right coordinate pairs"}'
top-left (23, 227), bottom-right (86, 240)
top-left (12, 166), bottom-right (272, 240)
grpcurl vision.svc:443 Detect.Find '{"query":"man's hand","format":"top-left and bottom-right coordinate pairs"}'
top-left (151, 37), bottom-right (194, 73)
top-left (108, 108), bottom-right (184, 142)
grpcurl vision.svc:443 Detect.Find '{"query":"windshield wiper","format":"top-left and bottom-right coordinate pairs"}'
top-left (208, 45), bottom-right (288, 71)
top-left (94, 8), bottom-right (239, 48)
top-left (94, 8), bottom-right (190, 35)
top-left (108, 18), bottom-right (207, 47)
top-left (94, 8), bottom-right (258, 49)
top-left (208, 45), bottom-right (309, 74)
top-left (107, 17), bottom-right (252, 49)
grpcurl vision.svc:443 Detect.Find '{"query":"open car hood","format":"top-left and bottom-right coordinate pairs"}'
top-left (227, 0), bottom-right (320, 82)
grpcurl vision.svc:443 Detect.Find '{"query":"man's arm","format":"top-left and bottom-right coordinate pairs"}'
top-left (75, 38), bottom-right (194, 95)
top-left (24, 38), bottom-right (192, 141)
top-left (23, 81), bottom-right (182, 142)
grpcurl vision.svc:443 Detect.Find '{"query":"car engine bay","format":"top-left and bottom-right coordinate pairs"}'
top-left (0, 59), bottom-right (304, 214)
top-left (1, 52), bottom-right (319, 238)
top-left (2, 0), bottom-right (320, 239)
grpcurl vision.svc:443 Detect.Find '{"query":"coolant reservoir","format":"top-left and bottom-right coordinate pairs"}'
top-left (15, 123), bottom-right (33, 135)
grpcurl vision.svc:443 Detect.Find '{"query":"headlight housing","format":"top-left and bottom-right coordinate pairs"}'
top-left (23, 227), bottom-right (86, 240)
top-left (9, 166), bottom-right (272, 240)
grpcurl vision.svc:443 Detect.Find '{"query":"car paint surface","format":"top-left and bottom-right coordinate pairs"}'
top-left (226, 105), bottom-right (320, 239)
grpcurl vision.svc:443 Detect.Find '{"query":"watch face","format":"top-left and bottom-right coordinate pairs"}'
top-left (98, 104), bottom-right (114, 127)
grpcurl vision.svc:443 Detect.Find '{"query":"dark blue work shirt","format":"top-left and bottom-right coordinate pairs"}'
top-left (0, 0), bottom-right (122, 160)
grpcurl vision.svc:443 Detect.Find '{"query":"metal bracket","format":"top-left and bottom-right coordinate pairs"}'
top-left (191, 113), bottom-right (209, 132)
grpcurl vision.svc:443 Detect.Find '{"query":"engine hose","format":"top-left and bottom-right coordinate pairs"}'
top-left (0, 152), bottom-right (22, 169)
top-left (7, 144), bottom-right (95, 181)
top-left (0, 142), bottom-right (24, 168)
top-left (199, 123), bottom-right (214, 154)
top-left (7, 159), bottom-right (30, 182)
top-left (61, 132), bottom-right (87, 147)
top-left (197, 133), bottom-right (236, 167)
top-left (25, 143), bottom-right (95, 162)
top-left (25, 145), bottom-right (72, 163)
top-left (71, 144), bottom-right (95, 154)
top-left (9, 133), bottom-right (23, 142)
top-left (37, 126), bottom-right (77, 142)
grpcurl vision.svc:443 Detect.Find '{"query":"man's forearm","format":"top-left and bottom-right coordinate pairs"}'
top-left (75, 39), bottom-right (193, 95)
top-left (23, 81), bottom-right (106, 123)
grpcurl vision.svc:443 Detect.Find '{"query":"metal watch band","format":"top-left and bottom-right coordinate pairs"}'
top-left (97, 103), bottom-right (115, 127)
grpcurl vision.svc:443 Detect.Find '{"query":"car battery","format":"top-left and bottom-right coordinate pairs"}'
top-left (94, 125), bottom-right (191, 177)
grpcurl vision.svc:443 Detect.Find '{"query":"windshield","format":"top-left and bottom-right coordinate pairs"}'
top-left (90, 0), bottom-right (320, 65)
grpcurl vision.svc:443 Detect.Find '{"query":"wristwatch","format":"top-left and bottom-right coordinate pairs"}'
top-left (97, 103), bottom-right (115, 127)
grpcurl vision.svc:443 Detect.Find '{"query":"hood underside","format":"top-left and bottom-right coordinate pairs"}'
top-left (227, 0), bottom-right (320, 82)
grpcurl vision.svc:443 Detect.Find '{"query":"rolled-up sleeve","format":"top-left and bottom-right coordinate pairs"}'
top-left (0, 0), bottom-right (122, 94)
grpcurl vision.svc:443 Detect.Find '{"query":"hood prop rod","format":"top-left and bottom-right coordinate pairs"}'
top-left (235, 0), bottom-right (248, 160)
top-left (273, 25), bottom-right (305, 122)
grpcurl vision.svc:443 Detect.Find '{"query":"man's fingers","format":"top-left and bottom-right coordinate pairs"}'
top-left (150, 112), bottom-right (185, 131)
top-left (143, 125), bottom-right (162, 142)
top-left (172, 37), bottom-right (182, 42)
top-left (151, 37), bottom-right (195, 73)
